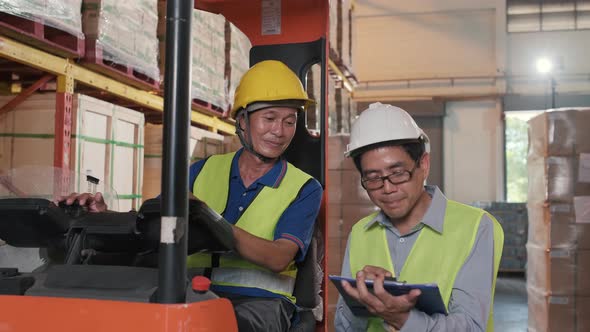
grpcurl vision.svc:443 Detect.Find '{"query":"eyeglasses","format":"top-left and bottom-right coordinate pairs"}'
top-left (361, 163), bottom-right (419, 190)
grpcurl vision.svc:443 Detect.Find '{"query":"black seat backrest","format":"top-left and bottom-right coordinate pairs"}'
top-left (293, 225), bottom-right (324, 308)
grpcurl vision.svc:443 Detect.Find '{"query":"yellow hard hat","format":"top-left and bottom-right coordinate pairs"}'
top-left (231, 60), bottom-right (315, 118)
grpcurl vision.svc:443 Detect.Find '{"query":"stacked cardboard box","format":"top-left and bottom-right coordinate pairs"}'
top-left (0, 93), bottom-right (145, 212)
top-left (82, 0), bottom-right (160, 82)
top-left (329, 0), bottom-right (339, 59)
top-left (326, 134), bottom-right (379, 325)
top-left (526, 108), bottom-right (590, 332)
top-left (226, 21), bottom-right (252, 108)
top-left (142, 123), bottom-right (224, 200)
top-left (1, 0), bottom-right (84, 38)
top-left (327, 74), bottom-right (337, 135)
top-left (157, 5), bottom-right (230, 111)
top-left (339, 0), bottom-right (353, 72)
top-left (191, 9), bottom-right (227, 110)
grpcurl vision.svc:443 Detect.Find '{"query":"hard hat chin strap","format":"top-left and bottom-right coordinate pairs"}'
top-left (235, 111), bottom-right (274, 163)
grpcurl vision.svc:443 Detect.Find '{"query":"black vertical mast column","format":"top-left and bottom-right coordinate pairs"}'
top-left (157, 0), bottom-right (192, 303)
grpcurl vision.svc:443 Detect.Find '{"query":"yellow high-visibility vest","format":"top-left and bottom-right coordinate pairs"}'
top-left (187, 152), bottom-right (312, 301)
top-left (349, 200), bottom-right (503, 331)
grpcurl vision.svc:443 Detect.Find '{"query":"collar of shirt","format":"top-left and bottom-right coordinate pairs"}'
top-left (364, 185), bottom-right (448, 235)
top-left (230, 148), bottom-right (289, 189)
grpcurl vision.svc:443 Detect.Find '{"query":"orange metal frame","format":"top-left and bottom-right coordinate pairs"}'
top-left (196, 1), bottom-right (331, 331)
top-left (0, 295), bottom-right (237, 331)
top-left (0, 1), bottom-right (330, 331)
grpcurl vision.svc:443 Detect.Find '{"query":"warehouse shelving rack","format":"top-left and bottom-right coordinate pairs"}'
top-left (0, 36), bottom-right (234, 173)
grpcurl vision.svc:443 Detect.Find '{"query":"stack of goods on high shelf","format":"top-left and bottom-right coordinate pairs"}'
top-left (82, 0), bottom-right (159, 89)
top-left (0, 93), bottom-right (145, 212)
top-left (526, 108), bottom-right (590, 332)
top-left (328, 0), bottom-right (354, 73)
top-left (326, 134), bottom-right (379, 324)
top-left (329, 0), bottom-right (338, 60)
top-left (0, 0), bottom-right (85, 56)
top-left (142, 123), bottom-right (224, 200)
top-left (471, 201), bottom-right (528, 272)
top-left (305, 64), bottom-right (322, 132)
top-left (338, 0), bottom-right (353, 73)
top-left (327, 69), bottom-right (337, 134)
top-left (327, 0), bottom-right (356, 135)
top-left (226, 20), bottom-right (252, 113)
top-left (321, 68), bottom-right (356, 135)
top-left (158, 4), bottom-right (234, 115)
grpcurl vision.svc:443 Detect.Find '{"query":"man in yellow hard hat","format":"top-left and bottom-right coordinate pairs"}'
top-left (63, 60), bottom-right (323, 331)
top-left (333, 103), bottom-right (503, 332)
top-left (185, 60), bottom-right (322, 331)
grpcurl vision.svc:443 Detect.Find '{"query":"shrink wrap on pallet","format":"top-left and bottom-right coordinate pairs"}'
top-left (0, 0), bottom-right (84, 38)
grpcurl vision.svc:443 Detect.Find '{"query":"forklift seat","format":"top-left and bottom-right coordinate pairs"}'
top-left (290, 226), bottom-right (324, 332)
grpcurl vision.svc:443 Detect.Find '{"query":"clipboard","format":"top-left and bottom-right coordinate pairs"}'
top-left (329, 275), bottom-right (447, 316)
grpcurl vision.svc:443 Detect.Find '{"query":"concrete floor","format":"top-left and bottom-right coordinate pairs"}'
top-left (494, 274), bottom-right (528, 331)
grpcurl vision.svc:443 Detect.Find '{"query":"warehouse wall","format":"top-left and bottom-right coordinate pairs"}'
top-left (443, 99), bottom-right (504, 203)
top-left (353, 0), bottom-right (505, 100)
top-left (354, 9), bottom-right (497, 81)
top-left (506, 30), bottom-right (590, 96)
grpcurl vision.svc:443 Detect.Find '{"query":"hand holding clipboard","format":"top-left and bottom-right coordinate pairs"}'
top-left (330, 274), bottom-right (447, 317)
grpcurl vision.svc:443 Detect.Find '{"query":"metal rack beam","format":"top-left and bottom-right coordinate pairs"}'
top-left (0, 36), bottom-right (234, 134)
top-left (328, 58), bottom-right (355, 93)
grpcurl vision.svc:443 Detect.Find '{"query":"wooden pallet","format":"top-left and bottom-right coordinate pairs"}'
top-left (0, 12), bottom-right (85, 58)
top-left (82, 40), bottom-right (160, 91)
top-left (192, 98), bottom-right (229, 118)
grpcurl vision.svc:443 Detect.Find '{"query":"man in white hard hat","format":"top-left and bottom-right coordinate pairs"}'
top-left (334, 102), bottom-right (504, 332)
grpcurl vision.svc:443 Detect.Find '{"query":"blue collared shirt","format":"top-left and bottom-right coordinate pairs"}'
top-left (189, 148), bottom-right (323, 300)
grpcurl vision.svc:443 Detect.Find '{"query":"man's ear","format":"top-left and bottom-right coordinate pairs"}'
top-left (420, 152), bottom-right (431, 181)
top-left (237, 112), bottom-right (247, 132)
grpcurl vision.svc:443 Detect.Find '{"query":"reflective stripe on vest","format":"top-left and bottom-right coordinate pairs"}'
top-left (188, 152), bottom-right (312, 301)
top-left (349, 200), bottom-right (504, 332)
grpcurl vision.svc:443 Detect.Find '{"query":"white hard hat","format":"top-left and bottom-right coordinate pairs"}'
top-left (345, 102), bottom-right (430, 157)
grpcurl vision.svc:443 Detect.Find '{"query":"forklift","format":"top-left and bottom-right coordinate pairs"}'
top-left (0, 0), bottom-right (329, 331)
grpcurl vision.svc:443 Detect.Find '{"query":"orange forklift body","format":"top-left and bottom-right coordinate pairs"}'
top-left (0, 295), bottom-right (237, 331)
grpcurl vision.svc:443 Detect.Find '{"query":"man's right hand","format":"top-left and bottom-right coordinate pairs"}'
top-left (341, 266), bottom-right (421, 330)
top-left (57, 192), bottom-right (108, 212)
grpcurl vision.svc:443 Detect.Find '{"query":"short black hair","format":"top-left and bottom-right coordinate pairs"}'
top-left (352, 139), bottom-right (425, 173)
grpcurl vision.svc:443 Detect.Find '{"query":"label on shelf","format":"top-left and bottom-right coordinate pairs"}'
top-left (261, 0), bottom-right (281, 35)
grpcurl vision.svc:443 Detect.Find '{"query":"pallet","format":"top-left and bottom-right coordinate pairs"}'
top-left (82, 40), bottom-right (160, 91)
top-left (0, 12), bottom-right (85, 58)
top-left (192, 98), bottom-right (229, 118)
top-left (155, 87), bottom-right (229, 118)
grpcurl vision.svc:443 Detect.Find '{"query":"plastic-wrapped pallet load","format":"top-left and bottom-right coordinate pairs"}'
top-left (157, 5), bottom-right (228, 111)
top-left (327, 74), bottom-right (337, 135)
top-left (142, 123), bottom-right (224, 200)
top-left (82, 0), bottom-right (160, 83)
top-left (340, 0), bottom-right (353, 71)
top-left (191, 9), bottom-right (227, 110)
top-left (227, 21), bottom-right (252, 110)
top-left (306, 64), bottom-right (322, 132)
top-left (0, 93), bottom-right (145, 212)
top-left (526, 108), bottom-right (590, 332)
top-left (0, 0), bottom-right (84, 38)
top-left (329, 0), bottom-right (338, 58)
